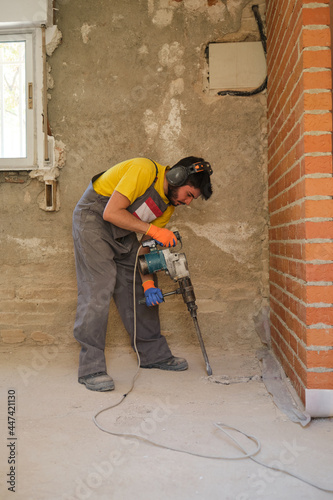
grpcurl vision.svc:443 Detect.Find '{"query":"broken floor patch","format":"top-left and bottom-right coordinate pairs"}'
top-left (207, 374), bottom-right (262, 385)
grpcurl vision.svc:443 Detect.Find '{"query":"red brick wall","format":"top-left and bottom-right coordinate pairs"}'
top-left (267, 0), bottom-right (333, 404)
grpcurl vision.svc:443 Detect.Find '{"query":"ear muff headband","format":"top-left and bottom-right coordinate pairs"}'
top-left (166, 161), bottom-right (212, 186)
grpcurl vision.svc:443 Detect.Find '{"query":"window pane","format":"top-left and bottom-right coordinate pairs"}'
top-left (0, 41), bottom-right (26, 159)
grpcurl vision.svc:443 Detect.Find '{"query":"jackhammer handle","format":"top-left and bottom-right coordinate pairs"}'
top-left (142, 231), bottom-right (182, 248)
top-left (173, 230), bottom-right (181, 242)
top-left (139, 288), bottom-right (181, 305)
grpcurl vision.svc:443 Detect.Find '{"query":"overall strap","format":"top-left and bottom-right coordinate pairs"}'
top-left (91, 171), bottom-right (106, 183)
top-left (148, 159), bottom-right (158, 182)
top-left (148, 158), bottom-right (169, 206)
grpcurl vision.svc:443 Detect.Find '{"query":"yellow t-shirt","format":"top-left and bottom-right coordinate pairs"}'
top-left (93, 157), bottom-right (174, 228)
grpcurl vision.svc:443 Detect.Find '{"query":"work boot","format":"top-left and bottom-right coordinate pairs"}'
top-left (78, 371), bottom-right (115, 392)
top-left (141, 356), bottom-right (188, 371)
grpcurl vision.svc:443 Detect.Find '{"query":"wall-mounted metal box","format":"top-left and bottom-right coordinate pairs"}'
top-left (209, 42), bottom-right (266, 91)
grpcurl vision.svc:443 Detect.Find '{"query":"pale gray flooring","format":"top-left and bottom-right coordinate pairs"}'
top-left (0, 345), bottom-right (332, 500)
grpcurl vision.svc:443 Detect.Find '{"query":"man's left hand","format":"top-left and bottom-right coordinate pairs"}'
top-left (142, 280), bottom-right (164, 306)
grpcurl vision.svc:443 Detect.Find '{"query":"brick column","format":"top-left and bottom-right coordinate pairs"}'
top-left (267, 0), bottom-right (333, 416)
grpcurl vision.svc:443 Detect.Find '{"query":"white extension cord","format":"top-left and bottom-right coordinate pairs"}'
top-left (93, 244), bottom-right (333, 494)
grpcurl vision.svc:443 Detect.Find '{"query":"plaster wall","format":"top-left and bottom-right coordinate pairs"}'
top-left (0, 0), bottom-right (268, 355)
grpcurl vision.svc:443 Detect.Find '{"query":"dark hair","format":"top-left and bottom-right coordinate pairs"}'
top-left (172, 156), bottom-right (213, 200)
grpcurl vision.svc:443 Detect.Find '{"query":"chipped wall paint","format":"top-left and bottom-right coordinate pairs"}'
top-left (5, 236), bottom-right (71, 259)
top-left (142, 42), bottom-right (187, 158)
top-left (46, 25), bottom-right (62, 56)
top-left (80, 23), bottom-right (96, 44)
top-left (148, 0), bottom-right (253, 28)
top-left (185, 221), bottom-right (260, 265)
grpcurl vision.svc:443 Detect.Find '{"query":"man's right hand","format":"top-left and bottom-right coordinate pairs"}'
top-left (146, 224), bottom-right (177, 247)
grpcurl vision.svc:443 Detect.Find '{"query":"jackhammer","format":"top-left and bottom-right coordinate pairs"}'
top-left (138, 231), bottom-right (213, 376)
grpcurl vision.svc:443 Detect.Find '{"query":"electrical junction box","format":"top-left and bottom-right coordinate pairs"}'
top-left (208, 42), bottom-right (266, 91)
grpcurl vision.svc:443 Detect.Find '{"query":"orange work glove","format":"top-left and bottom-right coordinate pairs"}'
top-left (146, 224), bottom-right (177, 247)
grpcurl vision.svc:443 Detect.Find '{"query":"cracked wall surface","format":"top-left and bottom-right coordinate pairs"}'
top-left (0, 0), bottom-right (268, 353)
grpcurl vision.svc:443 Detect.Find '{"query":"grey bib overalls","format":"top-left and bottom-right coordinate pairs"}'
top-left (72, 165), bottom-right (172, 377)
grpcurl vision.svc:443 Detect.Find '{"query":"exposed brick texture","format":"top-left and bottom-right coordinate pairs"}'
top-left (267, 0), bottom-right (333, 401)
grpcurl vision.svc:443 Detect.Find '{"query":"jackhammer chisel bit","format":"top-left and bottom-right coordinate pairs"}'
top-left (192, 316), bottom-right (213, 376)
top-left (178, 277), bottom-right (213, 376)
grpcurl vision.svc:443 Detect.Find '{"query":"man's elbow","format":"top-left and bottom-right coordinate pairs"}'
top-left (102, 207), bottom-right (111, 222)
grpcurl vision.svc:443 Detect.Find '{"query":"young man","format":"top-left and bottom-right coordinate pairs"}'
top-left (72, 156), bottom-right (213, 391)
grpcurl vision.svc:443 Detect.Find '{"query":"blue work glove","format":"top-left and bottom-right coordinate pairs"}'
top-left (142, 280), bottom-right (164, 307)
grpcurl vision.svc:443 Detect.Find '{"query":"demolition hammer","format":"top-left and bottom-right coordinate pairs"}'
top-left (138, 231), bottom-right (213, 376)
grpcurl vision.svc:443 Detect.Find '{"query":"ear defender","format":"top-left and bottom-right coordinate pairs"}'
top-left (166, 161), bottom-right (213, 186)
top-left (166, 165), bottom-right (189, 186)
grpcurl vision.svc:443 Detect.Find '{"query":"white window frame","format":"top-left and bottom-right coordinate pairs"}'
top-left (0, 28), bottom-right (43, 171)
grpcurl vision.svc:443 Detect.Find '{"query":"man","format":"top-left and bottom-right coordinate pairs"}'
top-left (72, 156), bottom-right (213, 391)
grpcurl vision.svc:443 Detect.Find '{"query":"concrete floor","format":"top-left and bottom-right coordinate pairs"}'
top-left (0, 345), bottom-right (332, 500)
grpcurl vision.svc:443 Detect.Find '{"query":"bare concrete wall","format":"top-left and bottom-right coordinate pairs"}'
top-left (0, 0), bottom-right (268, 354)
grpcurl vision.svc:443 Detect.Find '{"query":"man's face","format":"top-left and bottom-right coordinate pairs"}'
top-left (167, 184), bottom-right (201, 207)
